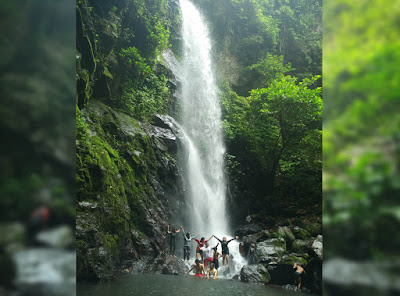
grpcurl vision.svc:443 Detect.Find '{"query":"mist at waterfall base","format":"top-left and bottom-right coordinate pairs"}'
top-left (164, 0), bottom-right (246, 276)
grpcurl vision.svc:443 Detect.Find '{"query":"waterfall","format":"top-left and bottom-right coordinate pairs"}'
top-left (179, 0), bottom-right (227, 236)
top-left (163, 0), bottom-right (247, 276)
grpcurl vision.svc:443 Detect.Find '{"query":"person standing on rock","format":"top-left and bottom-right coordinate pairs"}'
top-left (167, 225), bottom-right (181, 257)
top-left (194, 234), bottom-right (214, 262)
top-left (247, 242), bottom-right (256, 264)
top-left (181, 226), bottom-right (199, 262)
top-left (201, 242), bottom-right (219, 268)
top-left (293, 262), bottom-right (306, 289)
top-left (214, 235), bottom-right (239, 267)
top-left (212, 245), bottom-right (222, 271)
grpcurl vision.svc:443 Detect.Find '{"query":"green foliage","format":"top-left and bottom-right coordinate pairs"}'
top-left (324, 0), bottom-right (400, 260)
top-left (244, 54), bottom-right (294, 89)
top-left (222, 75), bottom-right (322, 211)
top-left (196, 0), bottom-right (321, 95)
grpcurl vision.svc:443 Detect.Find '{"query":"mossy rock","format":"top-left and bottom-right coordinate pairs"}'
top-left (280, 254), bottom-right (307, 266)
top-left (240, 264), bottom-right (271, 284)
top-left (255, 238), bottom-right (286, 262)
top-left (303, 222), bottom-right (321, 236)
top-left (0, 223), bottom-right (26, 248)
top-left (275, 226), bottom-right (295, 242)
top-left (292, 239), bottom-right (311, 253)
top-left (292, 226), bottom-right (311, 240)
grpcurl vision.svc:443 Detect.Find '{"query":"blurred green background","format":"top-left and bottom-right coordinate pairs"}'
top-left (323, 0), bottom-right (400, 293)
top-left (0, 0), bottom-right (76, 294)
top-left (1, 0), bottom-right (400, 294)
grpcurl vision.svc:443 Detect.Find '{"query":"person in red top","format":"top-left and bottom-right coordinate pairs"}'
top-left (27, 205), bottom-right (50, 245)
top-left (194, 234), bottom-right (214, 262)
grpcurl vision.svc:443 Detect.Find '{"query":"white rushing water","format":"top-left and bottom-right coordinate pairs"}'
top-left (179, 0), bottom-right (227, 237)
top-left (162, 0), bottom-right (247, 276)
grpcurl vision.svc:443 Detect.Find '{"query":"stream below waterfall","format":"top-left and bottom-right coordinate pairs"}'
top-left (77, 274), bottom-right (313, 296)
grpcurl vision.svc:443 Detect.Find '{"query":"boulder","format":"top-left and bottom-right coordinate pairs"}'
top-left (276, 226), bottom-right (295, 242)
top-left (161, 257), bottom-right (187, 275)
top-left (254, 238), bottom-right (286, 263)
top-left (304, 258), bottom-right (322, 294)
top-left (234, 224), bottom-right (263, 237)
top-left (311, 235), bottom-right (323, 260)
top-left (0, 222), bottom-right (26, 251)
top-left (303, 222), bottom-right (321, 237)
top-left (36, 225), bottom-right (74, 249)
top-left (267, 254), bottom-right (307, 286)
top-left (324, 258), bottom-right (400, 295)
top-left (292, 239), bottom-right (311, 253)
top-left (291, 226), bottom-right (311, 240)
top-left (242, 230), bottom-right (271, 256)
top-left (240, 264), bottom-right (271, 284)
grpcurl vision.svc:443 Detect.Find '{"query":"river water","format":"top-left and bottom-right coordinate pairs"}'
top-left (78, 274), bottom-right (311, 296)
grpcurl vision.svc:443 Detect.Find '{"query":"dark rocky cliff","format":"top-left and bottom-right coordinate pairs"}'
top-left (76, 0), bottom-right (185, 281)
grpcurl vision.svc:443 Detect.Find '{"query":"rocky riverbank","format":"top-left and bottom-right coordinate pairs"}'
top-left (236, 218), bottom-right (322, 294)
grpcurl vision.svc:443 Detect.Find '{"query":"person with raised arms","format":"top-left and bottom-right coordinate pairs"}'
top-left (194, 234), bottom-right (214, 262)
top-left (181, 226), bottom-right (199, 263)
top-left (166, 225), bottom-right (181, 257)
top-left (214, 235), bottom-right (239, 267)
top-left (201, 241), bottom-right (219, 268)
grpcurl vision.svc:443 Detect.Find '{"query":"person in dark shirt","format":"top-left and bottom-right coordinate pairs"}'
top-left (167, 225), bottom-right (181, 257)
top-left (214, 235), bottom-right (239, 267)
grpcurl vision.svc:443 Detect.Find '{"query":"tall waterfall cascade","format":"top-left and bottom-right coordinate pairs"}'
top-left (163, 0), bottom-right (247, 276)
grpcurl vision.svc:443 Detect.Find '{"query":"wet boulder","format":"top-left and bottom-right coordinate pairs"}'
top-left (254, 238), bottom-right (286, 264)
top-left (276, 226), bottom-right (295, 243)
top-left (0, 222), bottom-right (26, 251)
top-left (291, 239), bottom-right (311, 254)
top-left (161, 257), bottom-right (187, 275)
top-left (242, 230), bottom-right (271, 255)
top-left (36, 225), bottom-right (74, 249)
top-left (304, 257), bottom-right (322, 294)
top-left (324, 258), bottom-right (400, 295)
top-left (234, 224), bottom-right (263, 237)
top-left (267, 254), bottom-right (307, 285)
top-left (303, 222), bottom-right (321, 237)
top-left (311, 235), bottom-right (323, 260)
top-left (291, 226), bottom-right (311, 240)
top-left (240, 264), bottom-right (271, 284)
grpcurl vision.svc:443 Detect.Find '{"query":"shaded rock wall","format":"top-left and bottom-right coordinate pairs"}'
top-left (76, 101), bottom-right (187, 281)
top-left (76, 0), bottom-right (185, 282)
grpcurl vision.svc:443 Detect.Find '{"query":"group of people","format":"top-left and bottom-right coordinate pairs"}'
top-left (167, 225), bottom-right (306, 286)
top-left (167, 225), bottom-right (239, 279)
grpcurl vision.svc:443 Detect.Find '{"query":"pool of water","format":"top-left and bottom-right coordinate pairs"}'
top-left (78, 274), bottom-right (311, 296)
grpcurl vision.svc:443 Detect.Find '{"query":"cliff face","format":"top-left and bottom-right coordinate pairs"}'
top-left (76, 101), bottom-right (186, 280)
top-left (76, 0), bottom-right (184, 281)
